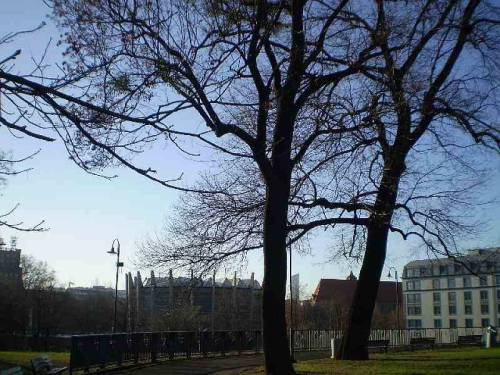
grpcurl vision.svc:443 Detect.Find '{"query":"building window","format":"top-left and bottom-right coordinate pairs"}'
top-left (465, 319), bottom-right (474, 328)
top-left (481, 304), bottom-right (489, 315)
top-left (406, 280), bottom-right (421, 291)
top-left (406, 268), bottom-right (419, 277)
top-left (439, 265), bottom-right (448, 275)
top-left (454, 264), bottom-right (461, 274)
top-left (408, 306), bottom-right (422, 315)
top-left (464, 291), bottom-right (472, 301)
top-left (496, 289), bottom-right (500, 299)
top-left (480, 290), bottom-right (488, 302)
top-left (481, 318), bottom-right (490, 328)
top-left (447, 278), bottom-right (456, 288)
top-left (407, 293), bottom-right (421, 304)
top-left (434, 319), bottom-right (442, 328)
top-left (407, 293), bottom-right (422, 315)
top-left (408, 319), bottom-right (422, 329)
top-left (432, 279), bottom-right (441, 289)
top-left (448, 291), bottom-right (456, 302)
top-left (406, 268), bottom-right (423, 278)
top-left (448, 291), bottom-right (457, 315)
top-left (480, 276), bottom-right (488, 286)
top-left (432, 292), bottom-right (441, 315)
top-left (464, 292), bottom-right (472, 315)
top-left (496, 275), bottom-right (500, 285)
top-left (449, 319), bottom-right (457, 328)
top-left (433, 292), bottom-right (441, 303)
top-left (463, 276), bottom-right (471, 288)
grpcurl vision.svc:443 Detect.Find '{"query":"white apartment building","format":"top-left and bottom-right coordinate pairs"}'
top-left (402, 248), bottom-right (500, 329)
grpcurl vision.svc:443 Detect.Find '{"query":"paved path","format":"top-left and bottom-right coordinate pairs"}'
top-left (112, 351), bottom-right (330, 375)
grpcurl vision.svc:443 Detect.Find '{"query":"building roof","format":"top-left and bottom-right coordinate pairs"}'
top-left (404, 247), bottom-right (500, 269)
top-left (311, 278), bottom-right (402, 306)
top-left (143, 276), bottom-right (261, 289)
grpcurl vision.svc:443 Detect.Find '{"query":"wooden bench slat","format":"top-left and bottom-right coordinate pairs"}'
top-left (368, 339), bottom-right (390, 353)
top-left (458, 335), bottom-right (482, 346)
top-left (410, 337), bottom-right (435, 350)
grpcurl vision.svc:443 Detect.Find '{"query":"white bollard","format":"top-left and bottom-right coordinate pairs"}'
top-left (331, 338), bottom-right (335, 359)
top-left (486, 326), bottom-right (497, 349)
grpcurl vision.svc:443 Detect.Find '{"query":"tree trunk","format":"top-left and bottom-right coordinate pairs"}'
top-left (262, 180), bottom-right (295, 375)
top-left (336, 222), bottom-right (390, 359)
top-left (338, 157), bottom-right (405, 360)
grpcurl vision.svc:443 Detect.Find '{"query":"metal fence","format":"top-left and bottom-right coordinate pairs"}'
top-left (70, 328), bottom-right (487, 373)
top-left (0, 334), bottom-right (71, 352)
top-left (291, 328), bottom-right (487, 351)
top-left (69, 330), bottom-right (262, 373)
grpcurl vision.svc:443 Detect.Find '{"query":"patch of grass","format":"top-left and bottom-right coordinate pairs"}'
top-left (0, 351), bottom-right (69, 371)
top-left (242, 347), bottom-right (500, 374)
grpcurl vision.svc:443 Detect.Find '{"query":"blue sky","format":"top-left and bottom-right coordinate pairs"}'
top-left (1, 1), bottom-right (499, 297)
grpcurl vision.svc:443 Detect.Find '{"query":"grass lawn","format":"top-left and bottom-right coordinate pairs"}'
top-left (0, 351), bottom-right (69, 371)
top-left (243, 347), bottom-right (500, 374)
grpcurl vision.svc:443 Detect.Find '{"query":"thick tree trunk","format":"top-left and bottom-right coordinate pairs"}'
top-left (338, 157), bottom-right (405, 360)
top-left (262, 181), bottom-right (295, 375)
top-left (336, 223), bottom-right (390, 359)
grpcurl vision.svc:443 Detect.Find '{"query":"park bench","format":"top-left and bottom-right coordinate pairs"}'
top-left (0, 367), bottom-right (23, 375)
top-left (367, 339), bottom-right (390, 353)
top-left (31, 357), bottom-right (67, 375)
top-left (410, 337), bottom-right (435, 350)
top-left (457, 335), bottom-right (483, 346)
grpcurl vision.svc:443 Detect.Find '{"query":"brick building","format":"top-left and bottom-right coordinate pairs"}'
top-left (311, 272), bottom-right (402, 329)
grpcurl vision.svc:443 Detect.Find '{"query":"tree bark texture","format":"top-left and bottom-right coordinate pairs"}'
top-left (338, 158), bottom-right (405, 360)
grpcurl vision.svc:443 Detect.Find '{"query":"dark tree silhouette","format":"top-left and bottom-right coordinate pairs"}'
top-left (1, 0), bottom-right (498, 366)
top-left (0, 1), bottom-right (380, 372)
top-left (140, 0), bottom-right (500, 361)
top-left (314, 0), bottom-right (500, 359)
top-left (0, 24), bottom-right (54, 233)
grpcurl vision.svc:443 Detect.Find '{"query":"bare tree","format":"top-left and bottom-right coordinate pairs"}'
top-left (2, 0), bottom-right (497, 366)
top-left (0, 150), bottom-right (49, 232)
top-left (0, 1), bottom-right (384, 372)
top-left (293, 0), bottom-right (500, 359)
top-left (141, 0), bottom-right (500, 361)
top-left (1, 24), bottom-right (54, 233)
top-left (21, 254), bottom-right (57, 290)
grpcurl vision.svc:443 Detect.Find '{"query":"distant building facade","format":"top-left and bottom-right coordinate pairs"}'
top-left (0, 238), bottom-right (22, 287)
top-left (126, 270), bottom-right (262, 332)
top-left (402, 247), bottom-right (500, 329)
top-left (311, 272), bottom-right (402, 329)
top-left (66, 285), bottom-right (126, 300)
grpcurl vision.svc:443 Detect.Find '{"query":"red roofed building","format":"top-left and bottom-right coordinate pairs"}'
top-left (310, 272), bottom-right (403, 329)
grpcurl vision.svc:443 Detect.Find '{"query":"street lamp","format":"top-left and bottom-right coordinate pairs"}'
top-left (107, 238), bottom-right (123, 333)
top-left (387, 266), bottom-right (400, 329)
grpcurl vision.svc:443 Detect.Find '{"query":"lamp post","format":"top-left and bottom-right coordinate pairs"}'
top-left (387, 267), bottom-right (400, 329)
top-left (107, 238), bottom-right (123, 333)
